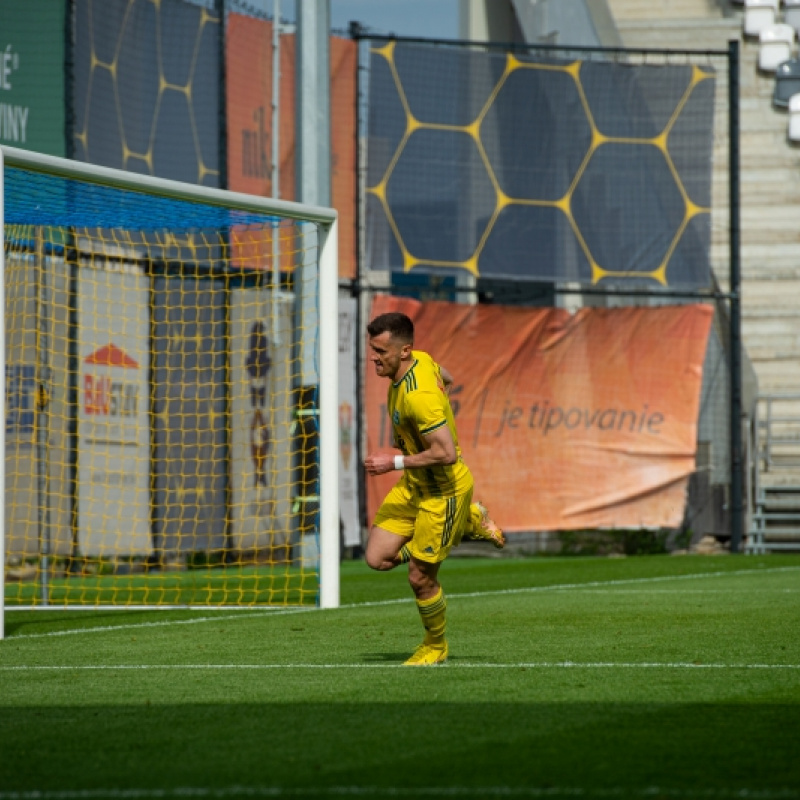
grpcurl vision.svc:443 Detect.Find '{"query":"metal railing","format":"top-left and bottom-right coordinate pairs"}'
top-left (757, 393), bottom-right (800, 471)
top-left (747, 393), bottom-right (800, 553)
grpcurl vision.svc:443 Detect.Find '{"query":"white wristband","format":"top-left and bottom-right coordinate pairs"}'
top-left (394, 455), bottom-right (405, 470)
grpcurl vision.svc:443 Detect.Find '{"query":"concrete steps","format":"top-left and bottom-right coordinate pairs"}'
top-left (608, 1), bottom-right (726, 20)
top-left (606, 16), bottom-right (741, 46)
top-left (745, 361), bottom-right (800, 393)
top-left (744, 277), bottom-right (800, 304)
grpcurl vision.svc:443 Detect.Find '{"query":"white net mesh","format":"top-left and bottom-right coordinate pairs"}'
top-left (3, 158), bottom-right (328, 607)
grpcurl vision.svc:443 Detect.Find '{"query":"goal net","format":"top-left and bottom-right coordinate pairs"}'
top-left (0, 146), bottom-right (339, 633)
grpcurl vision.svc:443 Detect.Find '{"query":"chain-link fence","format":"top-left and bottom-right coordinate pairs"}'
top-left (355, 34), bottom-right (750, 552)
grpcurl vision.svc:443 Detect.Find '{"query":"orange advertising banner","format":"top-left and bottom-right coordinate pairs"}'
top-left (226, 14), bottom-right (296, 202)
top-left (366, 296), bottom-right (714, 533)
top-left (225, 14), bottom-right (356, 277)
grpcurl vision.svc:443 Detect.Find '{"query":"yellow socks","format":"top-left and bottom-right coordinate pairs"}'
top-left (416, 586), bottom-right (447, 645)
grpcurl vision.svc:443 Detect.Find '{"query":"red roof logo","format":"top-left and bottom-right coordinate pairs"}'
top-left (84, 343), bottom-right (139, 369)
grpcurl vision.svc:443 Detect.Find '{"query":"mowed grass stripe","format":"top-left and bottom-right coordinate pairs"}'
top-left (5, 564), bottom-right (799, 641)
top-left (2, 661), bottom-right (800, 672)
top-left (1, 786), bottom-right (799, 799)
top-left (4, 606), bottom-right (315, 640)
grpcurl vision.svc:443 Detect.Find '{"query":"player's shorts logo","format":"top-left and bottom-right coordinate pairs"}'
top-left (393, 410), bottom-right (400, 424)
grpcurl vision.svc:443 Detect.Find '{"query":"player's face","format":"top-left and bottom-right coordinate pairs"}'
top-left (368, 331), bottom-right (410, 381)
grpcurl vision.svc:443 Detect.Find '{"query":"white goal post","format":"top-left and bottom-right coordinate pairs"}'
top-left (0, 145), bottom-right (339, 638)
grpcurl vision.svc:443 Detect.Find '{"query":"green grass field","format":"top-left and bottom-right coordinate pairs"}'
top-left (5, 563), bottom-right (317, 606)
top-left (2, 553), bottom-right (799, 799)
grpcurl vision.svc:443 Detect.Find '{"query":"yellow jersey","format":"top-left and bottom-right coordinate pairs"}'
top-left (387, 349), bottom-right (472, 497)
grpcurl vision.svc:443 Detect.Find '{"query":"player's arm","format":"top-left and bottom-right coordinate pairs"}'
top-left (439, 365), bottom-right (454, 392)
top-left (364, 424), bottom-right (456, 475)
top-left (406, 424), bottom-right (457, 468)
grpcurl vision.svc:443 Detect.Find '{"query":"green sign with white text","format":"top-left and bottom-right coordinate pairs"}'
top-left (0, 0), bottom-right (65, 156)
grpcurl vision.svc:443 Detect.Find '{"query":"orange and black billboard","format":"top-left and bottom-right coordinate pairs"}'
top-left (366, 295), bottom-right (713, 532)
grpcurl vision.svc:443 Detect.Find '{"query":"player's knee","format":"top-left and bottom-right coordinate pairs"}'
top-left (365, 526), bottom-right (401, 571)
top-left (364, 542), bottom-right (393, 571)
top-left (364, 549), bottom-right (385, 571)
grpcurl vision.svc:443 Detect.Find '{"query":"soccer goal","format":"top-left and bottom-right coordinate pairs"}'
top-left (0, 145), bottom-right (339, 636)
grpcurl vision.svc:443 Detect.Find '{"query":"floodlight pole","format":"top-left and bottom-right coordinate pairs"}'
top-left (729, 39), bottom-right (744, 554)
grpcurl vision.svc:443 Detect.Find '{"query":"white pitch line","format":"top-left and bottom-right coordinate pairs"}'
top-left (0, 786), bottom-right (798, 800)
top-left (5, 565), bottom-right (800, 642)
top-left (549, 587), bottom-right (800, 594)
top-left (1, 661), bottom-right (799, 672)
top-left (436, 565), bottom-right (800, 603)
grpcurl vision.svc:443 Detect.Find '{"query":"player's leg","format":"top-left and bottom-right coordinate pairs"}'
top-left (404, 556), bottom-right (449, 665)
top-left (365, 480), bottom-right (416, 571)
top-left (402, 492), bottom-right (471, 666)
top-left (462, 499), bottom-right (505, 549)
top-left (365, 525), bottom-right (411, 571)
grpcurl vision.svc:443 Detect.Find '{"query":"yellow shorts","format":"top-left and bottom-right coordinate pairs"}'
top-left (373, 477), bottom-right (473, 564)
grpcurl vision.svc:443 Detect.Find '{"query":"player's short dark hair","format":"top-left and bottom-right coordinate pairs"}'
top-left (367, 312), bottom-right (414, 344)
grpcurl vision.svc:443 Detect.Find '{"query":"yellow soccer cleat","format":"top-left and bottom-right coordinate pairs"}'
top-left (468, 501), bottom-right (505, 549)
top-left (403, 641), bottom-right (449, 666)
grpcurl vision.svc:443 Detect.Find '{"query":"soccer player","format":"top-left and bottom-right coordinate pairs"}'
top-left (363, 311), bottom-right (504, 666)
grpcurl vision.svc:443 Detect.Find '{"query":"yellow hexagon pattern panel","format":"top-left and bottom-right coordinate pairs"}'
top-left (73, 0), bottom-right (221, 187)
top-left (366, 41), bottom-right (715, 288)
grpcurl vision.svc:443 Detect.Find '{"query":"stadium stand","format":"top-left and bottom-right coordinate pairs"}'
top-left (785, 0), bottom-right (800, 36)
top-left (758, 23), bottom-right (796, 72)
top-left (743, 0), bottom-right (780, 38)
top-left (773, 58), bottom-right (800, 107)
top-left (789, 91), bottom-right (800, 140)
